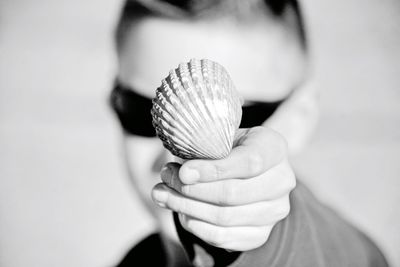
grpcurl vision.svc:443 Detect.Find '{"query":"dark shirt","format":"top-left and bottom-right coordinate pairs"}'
top-left (117, 181), bottom-right (388, 267)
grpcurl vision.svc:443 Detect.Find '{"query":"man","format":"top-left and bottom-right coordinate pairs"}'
top-left (110, 0), bottom-right (388, 266)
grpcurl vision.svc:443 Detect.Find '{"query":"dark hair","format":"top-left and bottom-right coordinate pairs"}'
top-left (111, 0), bottom-right (308, 137)
top-left (116, 0), bottom-right (307, 49)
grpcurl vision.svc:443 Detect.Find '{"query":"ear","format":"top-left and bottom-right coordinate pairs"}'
top-left (264, 80), bottom-right (319, 155)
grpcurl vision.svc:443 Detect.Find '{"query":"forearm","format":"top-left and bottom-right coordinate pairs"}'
top-left (265, 81), bottom-right (319, 156)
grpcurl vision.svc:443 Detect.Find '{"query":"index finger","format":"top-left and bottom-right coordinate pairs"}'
top-left (179, 126), bottom-right (288, 184)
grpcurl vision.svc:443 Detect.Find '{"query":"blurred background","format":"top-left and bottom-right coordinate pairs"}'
top-left (0, 0), bottom-right (399, 266)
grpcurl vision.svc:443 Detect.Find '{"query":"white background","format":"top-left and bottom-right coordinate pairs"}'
top-left (0, 0), bottom-right (399, 266)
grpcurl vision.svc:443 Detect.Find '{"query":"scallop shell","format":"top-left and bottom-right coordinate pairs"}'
top-left (151, 59), bottom-right (242, 160)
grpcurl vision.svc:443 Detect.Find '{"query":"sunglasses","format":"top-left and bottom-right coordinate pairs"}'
top-left (110, 80), bottom-right (290, 137)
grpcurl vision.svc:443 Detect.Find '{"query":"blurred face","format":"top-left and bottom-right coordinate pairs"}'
top-left (117, 16), bottom-right (306, 237)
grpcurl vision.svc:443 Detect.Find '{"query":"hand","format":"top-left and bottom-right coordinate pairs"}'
top-left (151, 126), bottom-right (296, 251)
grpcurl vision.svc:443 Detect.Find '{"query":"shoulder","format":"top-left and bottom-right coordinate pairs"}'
top-left (228, 181), bottom-right (389, 267)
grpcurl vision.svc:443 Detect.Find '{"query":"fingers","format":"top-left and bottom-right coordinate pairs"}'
top-left (161, 160), bottom-right (296, 206)
top-left (179, 127), bottom-right (288, 184)
top-left (179, 214), bottom-right (273, 251)
top-left (154, 126), bottom-right (293, 252)
top-left (152, 183), bottom-right (290, 227)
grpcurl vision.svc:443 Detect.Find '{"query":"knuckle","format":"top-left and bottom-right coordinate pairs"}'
top-left (257, 226), bottom-right (273, 246)
top-left (280, 163), bottom-right (296, 191)
top-left (281, 203), bottom-right (291, 218)
top-left (242, 227), bottom-right (272, 250)
top-left (276, 198), bottom-right (291, 219)
top-left (246, 153), bottom-right (264, 176)
top-left (276, 135), bottom-right (289, 158)
top-left (267, 129), bottom-right (288, 159)
top-left (253, 126), bottom-right (268, 136)
top-left (255, 125), bottom-right (273, 140)
top-left (251, 237), bottom-right (268, 250)
top-left (286, 168), bottom-right (297, 191)
top-left (258, 127), bottom-right (288, 163)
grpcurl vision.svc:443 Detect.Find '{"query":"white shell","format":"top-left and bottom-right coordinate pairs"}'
top-left (151, 59), bottom-right (242, 160)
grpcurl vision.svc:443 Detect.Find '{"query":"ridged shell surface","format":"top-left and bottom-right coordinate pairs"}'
top-left (151, 59), bottom-right (242, 160)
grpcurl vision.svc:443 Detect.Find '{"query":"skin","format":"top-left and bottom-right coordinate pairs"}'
top-left (117, 12), bottom-right (318, 251)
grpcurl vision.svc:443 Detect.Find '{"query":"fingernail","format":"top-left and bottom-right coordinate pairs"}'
top-left (152, 188), bottom-right (168, 206)
top-left (160, 166), bottom-right (172, 183)
top-left (182, 167), bottom-right (200, 184)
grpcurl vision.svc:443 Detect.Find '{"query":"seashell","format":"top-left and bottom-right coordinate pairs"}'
top-left (151, 58), bottom-right (242, 160)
